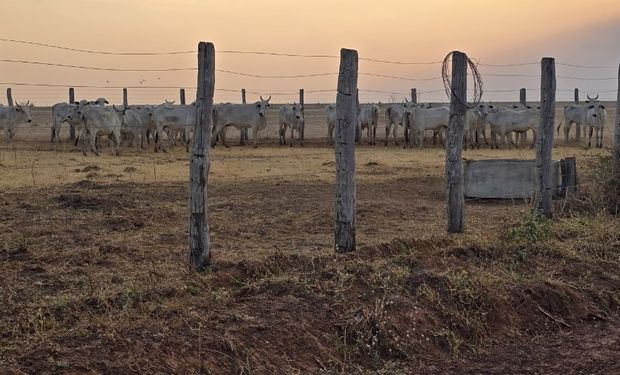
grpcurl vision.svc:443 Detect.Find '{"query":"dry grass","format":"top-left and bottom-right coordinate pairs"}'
top-left (1, 103), bottom-right (619, 373)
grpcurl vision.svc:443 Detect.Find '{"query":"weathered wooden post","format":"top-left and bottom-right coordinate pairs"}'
top-left (69, 88), bottom-right (76, 140)
top-left (240, 89), bottom-right (248, 144)
top-left (123, 88), bottom-right (128, 108)
top-left (445, 51), bottom-right (467, 233)
top-left (299, 88), bottom-right (305, 145)
top-left (334, 48), bottom-right (358, 253)
top-left (405, 88), bottom-right (417, 145)
top-left (355, 88), bottom-right (360, 143)
top-left (520, 88), bottom-right (528, 142)
top-left (180, 88), bottom-right (186, 105)
top-left (614, 64), bottom-right (620, 161)
top-left (537, 57), bottom-right (556, 218)
top-left (560, 157), bottom-right (577, 196)
top-left (6, 88), bottom-right (13, 106)
top-left (574, 88), bottom-right (579, 103)
top-left (574, 88), bottom-right (581, 140)
top-left (189, 41), bottom-right (215, 271)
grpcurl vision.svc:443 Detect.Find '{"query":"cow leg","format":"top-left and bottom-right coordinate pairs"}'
top-left (290, 127), bottom-right (295, 147)
top-left (221, 126), bottom-right (230, 148)
top-left (597, 127), bottom-right (603, 148)
top-left (564, 121), bottom-right (572, 144)
top-left (328, 123), bottom-right (334, 144)
top-left (279, 123), bottom-right (285, 146)
top-left (588, 127), bottom-right (593, 148)
top-left (393, 122), bottom-right (399, 146)
top-left (252, 124), bottom-right (258, 149)
top-left (113, 131), bottom-right (121, 156)
top-left (385, 123), bottom-right (391, 146)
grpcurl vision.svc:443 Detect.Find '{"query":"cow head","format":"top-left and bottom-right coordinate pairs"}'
top-left (257, 96), bottom-right (271, 117)
top-left (91, 97), bottom-right (109, 106)
top-left (291, 102), bottom-right (304, 121)
top-left (15, 101), bottom-right (33, 123)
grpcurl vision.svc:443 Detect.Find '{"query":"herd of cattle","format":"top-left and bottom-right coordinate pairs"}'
top-left (0, 94), bottom-right (609, 154)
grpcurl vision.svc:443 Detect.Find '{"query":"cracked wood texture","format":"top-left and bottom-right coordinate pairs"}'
top-left (334, 48), bottom-right (358, 253)
top-left (189, 41), bottom-right (215, 271)
top-left (537, 57), bottom-right (556, 218)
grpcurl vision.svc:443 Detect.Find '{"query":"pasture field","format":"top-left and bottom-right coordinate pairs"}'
top-left (1, 103), bottom-right (619, 373)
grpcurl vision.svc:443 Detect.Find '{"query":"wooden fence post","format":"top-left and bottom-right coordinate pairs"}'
top-left (614, 64), bottom-right (620, 161)
top-left (354, 88), bottom-right (360, 143)
top-left (560, 157), bottom-right (577, 197)
top-left (537, 57), bottom-right (556, 218)
top-left (334, 48), bottom-right (358, 253)
top-left (445, 51), bottom-right (467, 233)
top-left (189, 41), bottom-right (215, 271)
top-left (574, 88), bottom-right (581, 140)
top-left (240, 89), bottom-right (248, 144)
top-left (520, 88), bottom-right (528, 142)
top-left (6, 88), bottom-right (13, 106)
top-left (180, 88), bottom-right (186, 105)
top-left (405, 88), bottom-right (417, 145)
top-left (123, 88), bottom-right (128, 108)
top-left (69, 88), bottom-right (76, 140)
top-left (299, 88), bottom-right (305, 145)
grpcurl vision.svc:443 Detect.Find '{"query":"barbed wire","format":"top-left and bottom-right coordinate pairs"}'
top-left (441, 51), bottom-right (483, 110)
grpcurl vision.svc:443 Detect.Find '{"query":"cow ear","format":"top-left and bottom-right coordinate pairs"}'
top-left (600, 105), bottom-right (605, 109)
top-left (589, 105), bottom-right (594, 109)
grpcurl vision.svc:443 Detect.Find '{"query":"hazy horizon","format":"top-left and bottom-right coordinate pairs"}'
top-left (2, 0), bottom-right (619, 105)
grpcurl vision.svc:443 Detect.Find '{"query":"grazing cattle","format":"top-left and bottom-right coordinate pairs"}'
top-left (405, 105), bottom-right (450, 149)
top-left (384, 102), bottom-right (412, 146)
top-left (212, 96), bottom-right (271, 148)
top-left (484, 106), bottom-right (538, 149)
top-left (151, 103), bottom-right (196, 152)
top-left (74, 103), bottom-right (122, 156)
top-left (557, 95), bottom-right (604, 145)
top-left (278, 103), bottom-right (304, 146)
top-left (0, 102), bottom-right (33, 144)
top-left (358, 104), bottom-right (379, 145)
top-left (325, 104), bottom-right (337, 143)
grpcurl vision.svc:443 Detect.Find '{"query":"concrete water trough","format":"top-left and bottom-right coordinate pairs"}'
top-left (463, 158), bottom-right (576, 199)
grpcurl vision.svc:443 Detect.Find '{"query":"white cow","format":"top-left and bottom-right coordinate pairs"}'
top-left (115, 105), bottom-right (154, 149)
top-left (0, 102), bottom-right (33, 144)
top-left (358, 104), bottom-right (379, 145)
top-left (212, 96), bottom-right (271, 148)
top-left (405, 105), bottom-right (450, 149)
top-left (385, 102), bottom-right (414, 146)
top-left (585, 101), bottom-right (607, 148)
top-left (151, 103), bottom-right (196, 152)
top-left (278, 103), bottom-right (304, 146)
top-left (484, 106), bottom-right (538, 149)
top-left (51, 103), bottom-right (81, 142)
top-left (325, 104), bottom-right (337, 144)
top-left (558, 95), bottom-right (605, 145)
top-left (464, 107), bottom-right (487, 150)
top-left (74, 103), bottom-right (122, 156)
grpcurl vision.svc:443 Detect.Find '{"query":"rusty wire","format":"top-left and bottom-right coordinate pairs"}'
top-left (441, 51), bottom-right (483, 110)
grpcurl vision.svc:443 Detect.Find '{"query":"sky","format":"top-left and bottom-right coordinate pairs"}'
top-left (1, 0), bottom-right (619, 105)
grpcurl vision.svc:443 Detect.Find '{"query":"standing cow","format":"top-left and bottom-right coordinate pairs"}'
top-left (278, 103), bottom-right (304, 146)
top-left (405, 105), bottom-right (450, 149)
top-left (0, 101), bottom-right (33, 144)
top-left (557, 95), bottom-right (606, 146)
top-left (212, 96), bottom-right (271, 148)
top-left (74, 103), bottom-right (122, 156)
top-left (585, 101), bottom-right (607, 148)
top-left (358, 104), bottom-right (379, 145)
top-left (325, 104), bottom-right (337, 144)
top-left (151, 103), bottom-right (196, 152)
top-left (384, 102), bottom-right (412, 146)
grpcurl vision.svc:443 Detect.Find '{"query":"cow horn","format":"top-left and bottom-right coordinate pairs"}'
top-left (594, 94), bottom-right (599, 101)
top-left (260, 96), bottom-right (264, 101)
top-left (26, 100), bottom-right (30, 106)
top-left (267, 96), bottom-right (271, 102)
top-left (113, 104), bottom-right (122, 113)
top-left (587, 94), bottom-right (593, 101)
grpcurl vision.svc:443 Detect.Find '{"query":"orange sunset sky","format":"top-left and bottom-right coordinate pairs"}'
top-left (1, 0), bottom-right (620, 105)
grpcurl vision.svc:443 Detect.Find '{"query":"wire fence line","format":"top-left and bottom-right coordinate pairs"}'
top-left (1, 37), bottom-right (618, 104)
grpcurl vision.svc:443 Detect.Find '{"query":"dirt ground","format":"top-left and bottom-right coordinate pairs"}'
top-left (1, 104), bottom-right (619, 373)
